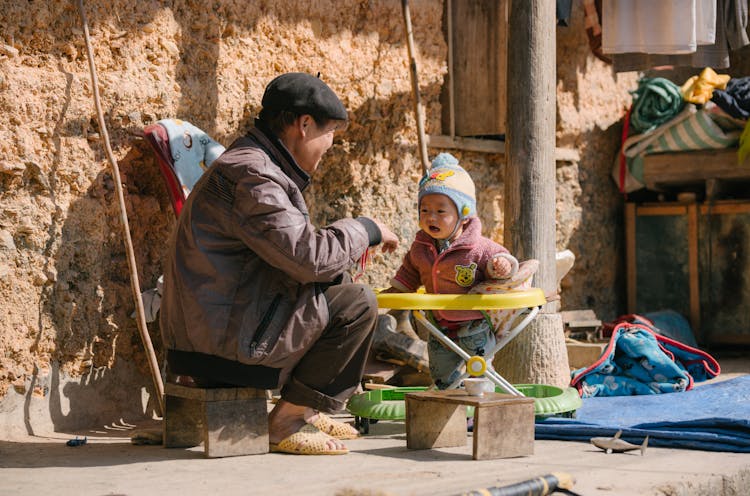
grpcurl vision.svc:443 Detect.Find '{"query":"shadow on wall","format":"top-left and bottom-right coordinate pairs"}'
top-left (556, 123), bottom-right (627, 321)
top-left (35, 155), bottom-right (169, 432)
top-left (26, 360), bottom-right (155, 435)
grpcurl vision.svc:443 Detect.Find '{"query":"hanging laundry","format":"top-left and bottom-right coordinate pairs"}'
top-left (696, 0), bottom-right (718, 45)
top-left (557, 0), bottom-right (573, 26)
top-left (609, 0), bottom-right (749, 71)
top-left (681, 67), bottom-right (731, 104)
top-left (602, 0), bottom-right (698, 55)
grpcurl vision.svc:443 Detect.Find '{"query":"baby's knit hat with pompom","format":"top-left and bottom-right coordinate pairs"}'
top-left (418, 152), bottom-right (476, 220)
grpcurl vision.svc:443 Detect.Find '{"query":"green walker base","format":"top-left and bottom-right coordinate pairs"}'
top-left (347, 384), bottom-right (581, 434)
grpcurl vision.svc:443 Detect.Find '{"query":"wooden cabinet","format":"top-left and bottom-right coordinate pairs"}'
top-left (626, 201), bottom-right (750, 346)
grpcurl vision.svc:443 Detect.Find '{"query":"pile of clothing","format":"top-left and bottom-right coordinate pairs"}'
top-left (613, 69), bottom-right (750, 193)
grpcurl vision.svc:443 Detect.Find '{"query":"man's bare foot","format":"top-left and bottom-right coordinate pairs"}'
top-left (268, 400), bottom-right (347, 451)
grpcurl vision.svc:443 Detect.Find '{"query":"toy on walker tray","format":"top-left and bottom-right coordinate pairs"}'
top-left (348, 259), bottom-right (582, 433)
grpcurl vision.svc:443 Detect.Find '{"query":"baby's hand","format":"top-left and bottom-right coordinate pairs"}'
top-left (488, 253), bottom-right (518, 279)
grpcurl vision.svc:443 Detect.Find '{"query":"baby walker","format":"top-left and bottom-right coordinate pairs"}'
top-left (347, 261), bottom-right (582, 433)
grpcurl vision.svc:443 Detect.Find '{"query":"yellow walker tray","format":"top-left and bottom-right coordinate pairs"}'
top-left (375, 288), bottom-right (547, 311)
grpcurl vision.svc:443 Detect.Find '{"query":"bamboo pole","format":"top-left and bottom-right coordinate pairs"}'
top-left (402, 0), bottom-right (430, 175)
top-left (77, 0), bottom-right (164, 415)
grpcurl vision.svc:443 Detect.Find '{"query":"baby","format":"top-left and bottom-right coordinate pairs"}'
top-left (388, 153), bottom-right (518, 389)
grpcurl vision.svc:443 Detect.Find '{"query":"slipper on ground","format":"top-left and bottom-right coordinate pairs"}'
top-left (311, 413), bottom-right (360, 440)
top-left (269, 424), bottom-right (349, 455)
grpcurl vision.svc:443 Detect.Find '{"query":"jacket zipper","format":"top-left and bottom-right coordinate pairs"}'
top-left (249, 294), bottom-right (281, 354)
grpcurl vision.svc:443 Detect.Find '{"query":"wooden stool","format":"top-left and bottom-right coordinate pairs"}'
top-left (405, 389), bottom-right (535, 460)
top-left (163, 383), bottom-right (269, 458)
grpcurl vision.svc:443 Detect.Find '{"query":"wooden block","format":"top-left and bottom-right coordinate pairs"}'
top-left (163, 384), bottom-right (269, 457)
top-left (405, 390), bottom-right (535, 460)
top-left (566, 341), bottom-right (607, 369)
top-left (406, 395), bottom-right (467, 450)
top-left (163, 394), bottom-right (202, 448)
top-left (560, 309), bottom-right (598, 324)
top-left (473, 397), bottom-right (534, 460)
top-left (362, 355), bottom-right (400, 384)
top-left (204, 396), bottom-right (268, 458)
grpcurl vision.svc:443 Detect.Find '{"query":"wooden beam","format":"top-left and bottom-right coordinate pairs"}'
top-left (699, 201), bottom-right (750, 215)
top-left (636, 205), bottom-right (688, 216)
top-left (642, 148), bottom-right (750, 190)
top-left (427, 135), bottom-right (580, 162)
top-left (447, 0), bottom-right (455, 138)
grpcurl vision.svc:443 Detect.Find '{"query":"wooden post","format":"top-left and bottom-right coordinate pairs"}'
top-left (505, 1), bottom-right (556, 297)
top-left (625, 202), bottom-right (637, 313)
top-left (498, 1), bottom-right (570, 388)
top-left (687, 203), bottom-right (700, 333)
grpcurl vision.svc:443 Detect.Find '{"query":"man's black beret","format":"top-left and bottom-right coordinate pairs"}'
top-left (261, 72), bottom-right (348, 121)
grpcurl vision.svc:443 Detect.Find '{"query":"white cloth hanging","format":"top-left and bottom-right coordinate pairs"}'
top-left (696, 0), bottom-right (718, 45)
top-left (602, 0), bottom-right (698, 54)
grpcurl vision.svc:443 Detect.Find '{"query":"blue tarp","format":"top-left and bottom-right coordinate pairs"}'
top-left (536, 375), bottom-right (750, 452)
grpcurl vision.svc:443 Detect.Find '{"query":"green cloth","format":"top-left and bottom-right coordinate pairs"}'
top-left (630, 77), bottom-right (685, 135)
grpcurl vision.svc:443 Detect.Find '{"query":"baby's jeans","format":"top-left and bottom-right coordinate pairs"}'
top-left (426, 318), bottom-right (496, 389)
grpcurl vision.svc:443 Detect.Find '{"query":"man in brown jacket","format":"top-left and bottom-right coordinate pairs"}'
top-left (160, 73), bottom-right (398, 454)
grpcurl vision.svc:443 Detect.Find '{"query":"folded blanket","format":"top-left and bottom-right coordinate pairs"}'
top-left (536, 375), bottom-right (750, 452)
top-left (570, 322), bottom-right (720, 398)
top-left (629, 77), bottom-right (685, 134)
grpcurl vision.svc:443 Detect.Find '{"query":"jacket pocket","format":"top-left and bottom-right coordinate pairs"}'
top-left (248, 294), bottom-right (282, 358)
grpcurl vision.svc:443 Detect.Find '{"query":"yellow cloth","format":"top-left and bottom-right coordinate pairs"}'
top-left (739, 121), bottom-right (750, 165)
top-left (681, 67), bottom-right (730, 104)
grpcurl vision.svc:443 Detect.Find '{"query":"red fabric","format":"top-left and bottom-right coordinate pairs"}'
top-left (601, 313), bottom-right (652, 338)
top-left (144, 123), bottom-right (185, 218)
top-left (618, 106), bottom-right (633, 196)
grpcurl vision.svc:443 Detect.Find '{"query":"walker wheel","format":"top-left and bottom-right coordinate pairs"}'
top-left (466, 356), bottom-right (487, 377)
